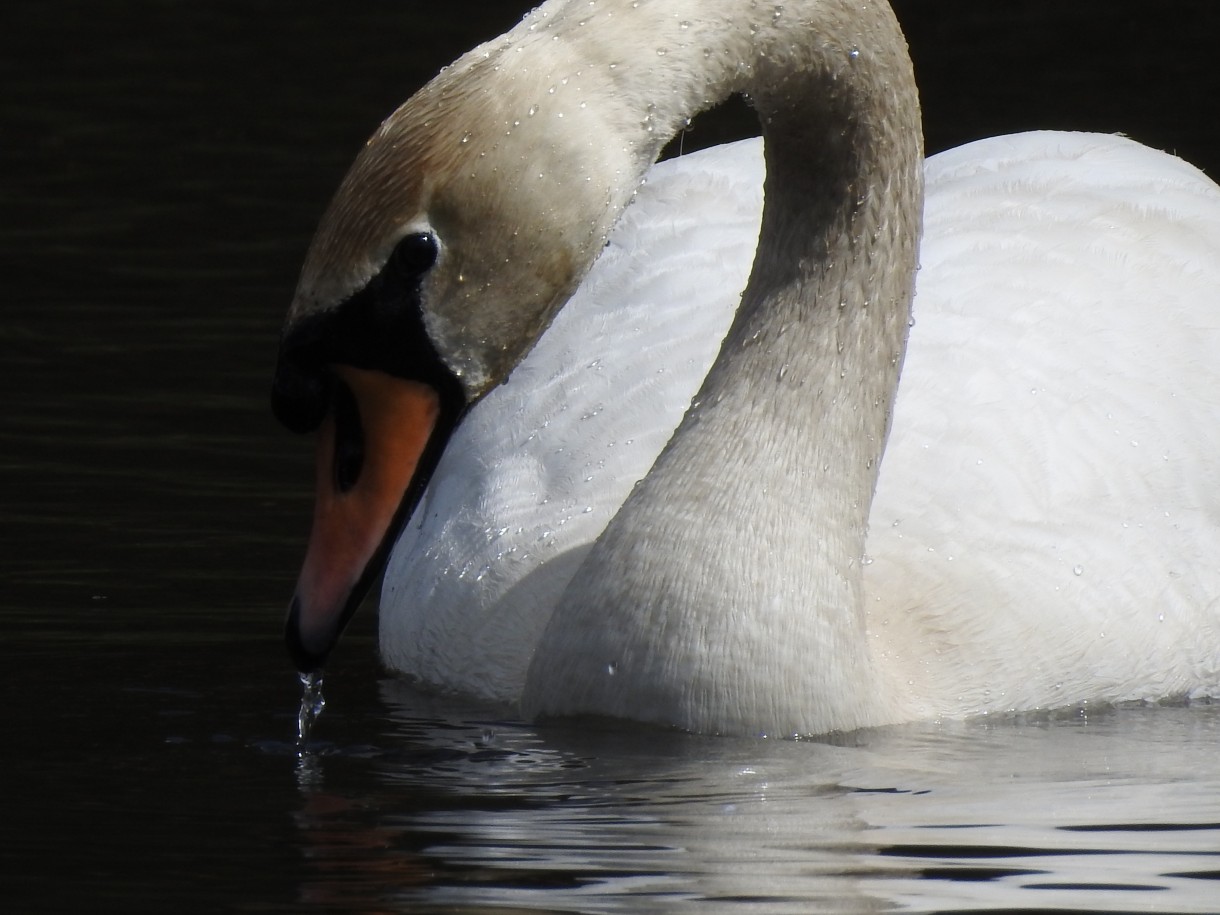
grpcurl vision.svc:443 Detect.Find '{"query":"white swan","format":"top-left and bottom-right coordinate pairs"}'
top-left (275, 0), bottom-right (1220, 736)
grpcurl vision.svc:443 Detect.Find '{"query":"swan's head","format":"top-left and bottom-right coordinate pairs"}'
top-left (273, 47), bottom-right (640, 671)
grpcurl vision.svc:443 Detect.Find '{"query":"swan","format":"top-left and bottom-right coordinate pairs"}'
top-left (273, 0), bottom-right (1220, 736)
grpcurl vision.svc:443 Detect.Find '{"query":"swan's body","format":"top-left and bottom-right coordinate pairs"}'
top-left (383, 132), bottom-right (1220, 727)
top-left (277, 0), bottom-right (1220, 736)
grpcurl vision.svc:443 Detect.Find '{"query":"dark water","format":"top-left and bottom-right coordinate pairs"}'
top-left (5, 2), bottom-right (1220, 911)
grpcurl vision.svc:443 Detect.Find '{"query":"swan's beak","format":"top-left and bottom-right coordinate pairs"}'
top-left (285, 366), bottom-right (440, 672)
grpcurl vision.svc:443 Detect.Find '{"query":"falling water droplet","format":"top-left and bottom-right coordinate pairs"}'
top-left (296, 671), bottom-right (326, 750)
top-left (1073, 564), bottom-right (1084, 577)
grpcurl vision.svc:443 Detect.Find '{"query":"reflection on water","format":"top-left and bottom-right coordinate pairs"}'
top-left (288, 687), bottom-right (1220, 914)
top-left (5, 1), bottom-right (1220, 912)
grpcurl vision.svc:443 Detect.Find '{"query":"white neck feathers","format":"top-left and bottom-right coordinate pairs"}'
top-left (513, 0), bottom-right (923, 735)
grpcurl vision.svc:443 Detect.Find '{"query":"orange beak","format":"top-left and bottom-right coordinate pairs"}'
top-left (285, 365), bottom-right (440, 671)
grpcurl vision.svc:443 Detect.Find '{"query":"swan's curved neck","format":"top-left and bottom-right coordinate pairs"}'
top-left (521, 0), bottom-right (924, 735)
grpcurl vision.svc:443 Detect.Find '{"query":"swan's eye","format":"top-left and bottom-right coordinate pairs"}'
top-left (391, 231), bottom-right (439, 277)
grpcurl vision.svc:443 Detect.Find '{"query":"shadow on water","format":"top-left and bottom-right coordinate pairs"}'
top-left (4, 1), bottom-right (1220, 912)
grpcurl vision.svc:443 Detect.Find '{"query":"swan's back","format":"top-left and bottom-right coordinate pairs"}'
top-left (869, 132), bottom-right (1220, 715)
top-left (383, 132), bottom-right (1220, 713)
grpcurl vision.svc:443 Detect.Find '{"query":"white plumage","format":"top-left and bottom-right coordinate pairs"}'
top-left (383, 132), bottom-right (1220, 728)
top-left (283, 0), bottom-right (1220, 735)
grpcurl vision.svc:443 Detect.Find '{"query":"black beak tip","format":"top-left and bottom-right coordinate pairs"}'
top-left (284, 596), bottom-right (329, 674)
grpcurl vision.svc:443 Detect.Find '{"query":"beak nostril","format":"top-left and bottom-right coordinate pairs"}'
top-left (332, 380), bottom-right (365, 493)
